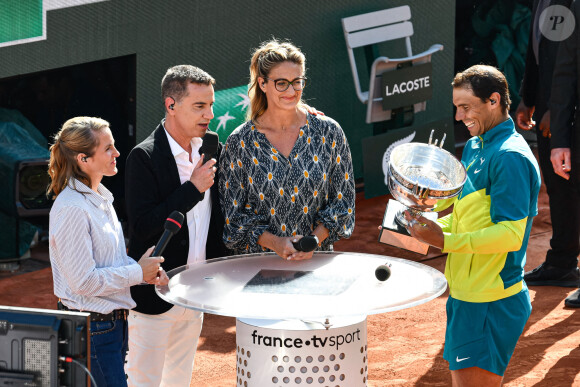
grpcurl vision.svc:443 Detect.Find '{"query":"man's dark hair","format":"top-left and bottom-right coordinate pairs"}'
top-left (452, 65), bottom-right (511, 113)
top-left (161, 65), bottom-right (215, 104)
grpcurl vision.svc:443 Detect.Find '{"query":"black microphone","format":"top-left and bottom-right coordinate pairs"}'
top-left (152, 211), bottom-right (185, 257)
top-left (199, 131), bottom-right (219, 164)
top-left (375, 262), bottom-right (392, 281)
top-left (292, 235), bottom-right (319, 252)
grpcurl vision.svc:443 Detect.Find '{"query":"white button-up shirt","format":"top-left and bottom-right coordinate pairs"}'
top-left (49, 179), bottom-right (143, 314)
top-left (164, 127), bottom-right (212, 264)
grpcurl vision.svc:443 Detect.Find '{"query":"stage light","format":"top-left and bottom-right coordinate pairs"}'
top-left (0, 122), bottom-right (52, 217)
top-left (15, 158), bottom-right (52, 217)
top-left (0, 121), bottom-right (52, 260)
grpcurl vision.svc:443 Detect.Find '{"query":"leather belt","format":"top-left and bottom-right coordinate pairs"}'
top-left (58, 301), bottom-right (128, 322)
top-left (85, 309), bottom-right (128, 322)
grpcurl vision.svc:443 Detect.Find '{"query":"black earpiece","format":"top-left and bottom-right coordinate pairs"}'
top-left (169, 104), bottom-right (174, 110)
top-left (490, 99), bottom-right (496, 105)
top-left (82, 157), bottom-right (87, 162)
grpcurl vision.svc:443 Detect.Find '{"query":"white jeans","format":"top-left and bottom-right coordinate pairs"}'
top-left (126, 306), bottom-right (203, 387)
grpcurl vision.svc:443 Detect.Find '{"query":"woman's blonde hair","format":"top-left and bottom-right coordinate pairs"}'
top-left (47, 116), bottom-right (109, 197)
top-left (248, 39), bottom-right (306, 122)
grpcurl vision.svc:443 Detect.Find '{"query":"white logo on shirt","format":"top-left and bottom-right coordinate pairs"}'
top-left (456, 356), bottom-right (470, 362)
top-left (474, 168), bottom-right (482, 174)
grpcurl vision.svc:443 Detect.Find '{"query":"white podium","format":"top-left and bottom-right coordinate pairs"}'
top-left (156, 251), bottom-right (446, 386)
top-left (236, 316), bottom-right (368, 386)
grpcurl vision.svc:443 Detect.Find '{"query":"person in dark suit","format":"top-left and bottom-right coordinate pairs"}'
top-left (515, 0), bottom-right (580, 296)
top-left (549, 0), bottom-right (580, 307)
top-left (124, 65), bottom-right (227, 386)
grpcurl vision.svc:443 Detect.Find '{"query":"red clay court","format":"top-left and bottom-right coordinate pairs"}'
top-left (0, 184), bottom-right (579, 386)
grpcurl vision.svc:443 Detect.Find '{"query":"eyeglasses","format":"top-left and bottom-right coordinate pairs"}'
top-left (264, 77), bottom-right (307, 92)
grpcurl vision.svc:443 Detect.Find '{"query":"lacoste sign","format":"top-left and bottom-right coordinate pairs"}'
top-left (381, 62), bottom-right (433, 110)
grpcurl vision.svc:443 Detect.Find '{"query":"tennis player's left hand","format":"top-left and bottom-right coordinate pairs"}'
top-left (404, 211), bottom-right (444, 249)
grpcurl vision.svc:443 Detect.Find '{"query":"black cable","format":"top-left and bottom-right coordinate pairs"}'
top-left (59, 356), bottom-right (97, 387)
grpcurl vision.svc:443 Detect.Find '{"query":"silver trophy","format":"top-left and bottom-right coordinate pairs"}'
top-left (379, 130), bottom-right (467, 254)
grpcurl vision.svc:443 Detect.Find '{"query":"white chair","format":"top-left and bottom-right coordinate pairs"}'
top-left (342, 6), bottom-right (443, 124)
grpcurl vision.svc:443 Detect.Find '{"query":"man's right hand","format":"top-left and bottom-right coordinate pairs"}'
top-left (551, 147), bottom-right (572, 180)
top-left (538, 110), bottom-right (551, 138)
top-left (515, 101), bottom-right (535, 131)
top-left (404, 211), bottom-right (444, 249)
top-left (190, 156), bottom-right (216, 193)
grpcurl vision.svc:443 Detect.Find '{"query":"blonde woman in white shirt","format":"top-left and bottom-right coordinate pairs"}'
top-left (48, 116), bottom-right (168, 387)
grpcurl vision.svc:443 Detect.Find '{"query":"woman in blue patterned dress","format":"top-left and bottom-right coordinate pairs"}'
top-left (219, 39), bottom-right (356, 260)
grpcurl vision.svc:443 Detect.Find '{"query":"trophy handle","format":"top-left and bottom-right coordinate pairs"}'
top-left (428, 129), bottom-right (446, 149)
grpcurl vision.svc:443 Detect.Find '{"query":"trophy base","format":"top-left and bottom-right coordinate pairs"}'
top-left (378, 199), bottom-right (438, 255)
top-left (394, 207), bottom-right (425, 229)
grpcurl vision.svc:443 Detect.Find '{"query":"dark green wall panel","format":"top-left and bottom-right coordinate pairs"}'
top-left (0, 0), bottom-right (455, 180)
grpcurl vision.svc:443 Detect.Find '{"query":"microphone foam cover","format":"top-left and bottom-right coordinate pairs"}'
top-left (375, 265), bottom-right (391, 281)
top-left (200, 131), bottom-right (219, 158)
top-left (297, 235), bottom-right (318, 252)
top-left (165, 211), bottom-right (185, 233)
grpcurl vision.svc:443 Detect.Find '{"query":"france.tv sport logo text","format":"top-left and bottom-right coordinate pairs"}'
top-left (251, 329), bottom-right (362, 350)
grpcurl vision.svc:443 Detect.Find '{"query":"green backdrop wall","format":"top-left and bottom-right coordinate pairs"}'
top-left (0, 0), bottom-right (455, 183)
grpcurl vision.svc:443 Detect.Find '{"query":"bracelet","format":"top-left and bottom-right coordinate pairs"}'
top-left (310, 234), bottom-right (320, 245)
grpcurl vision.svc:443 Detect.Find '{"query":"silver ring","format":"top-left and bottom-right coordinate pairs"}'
top-left (408, 219), bottom-right (418, 228)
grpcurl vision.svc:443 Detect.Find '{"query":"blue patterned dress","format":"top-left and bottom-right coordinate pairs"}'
top-left (219, 113), bottom-right (356, 254)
